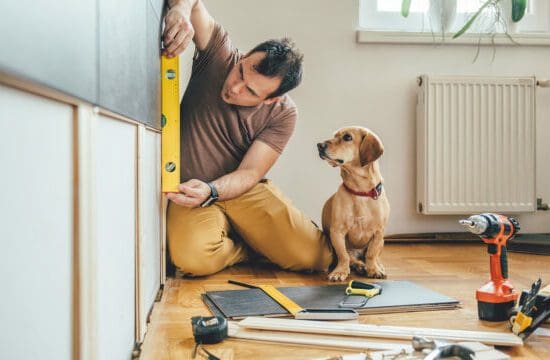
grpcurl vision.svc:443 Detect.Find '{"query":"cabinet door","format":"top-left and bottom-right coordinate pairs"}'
top-left (137, 127), bottom-right (162, 341)
top-left (0, 85), bottom-right (74, 360)
top-left (95, 115), bottom-right (136, 360)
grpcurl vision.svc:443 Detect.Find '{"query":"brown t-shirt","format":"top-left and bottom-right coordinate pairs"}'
top-left (179, 24), bottom-right (297, 182)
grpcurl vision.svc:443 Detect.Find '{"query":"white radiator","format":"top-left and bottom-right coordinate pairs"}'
top-left (416, 75), bottom-right (536, 215)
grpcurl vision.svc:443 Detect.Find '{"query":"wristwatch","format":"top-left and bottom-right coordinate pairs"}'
top-left (200, 182), bottom-right (219, 207)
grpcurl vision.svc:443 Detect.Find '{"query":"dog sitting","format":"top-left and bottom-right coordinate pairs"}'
top-left (317, 126), bottom-right (390, 281)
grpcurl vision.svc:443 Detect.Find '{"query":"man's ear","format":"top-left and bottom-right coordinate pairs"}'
top-left (359, 132), bottom-right (384, 166)
top-left (263, 96), bottom-right (282, 105)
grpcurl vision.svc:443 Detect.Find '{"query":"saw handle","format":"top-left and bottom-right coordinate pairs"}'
top-left (345, 280), bottom-right (382, 297)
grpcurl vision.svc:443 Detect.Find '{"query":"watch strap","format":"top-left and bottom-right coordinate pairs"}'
top-left (200, 182), bottom-right (219, 207)
top-left (207, 182), bottom-right (219, 200)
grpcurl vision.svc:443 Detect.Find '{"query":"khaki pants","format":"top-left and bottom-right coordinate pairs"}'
top-left (167, 180), bottom-right (333, 276)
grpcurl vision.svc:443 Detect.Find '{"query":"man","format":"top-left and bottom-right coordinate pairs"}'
top-left (163, 0), bottom-right (333, 276)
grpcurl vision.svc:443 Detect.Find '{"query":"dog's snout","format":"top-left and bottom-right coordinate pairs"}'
top-left (317, 142), bottom-right (327, 152)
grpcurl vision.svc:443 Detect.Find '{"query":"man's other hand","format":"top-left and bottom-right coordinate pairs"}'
top-left (166, 179), bottom-right (210, 208)
top-left (162, 6), bottom-right (195, 58)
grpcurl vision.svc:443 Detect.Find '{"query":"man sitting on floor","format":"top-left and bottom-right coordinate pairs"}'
top-left (163, 0), bottom-right (333, 276)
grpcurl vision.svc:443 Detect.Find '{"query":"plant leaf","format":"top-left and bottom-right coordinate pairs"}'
top-left (512, 0), bottom-right (527, 22)
top-left (401, 0), bottom-right (411, 18)
top-left (453, 0), bottom-right (493, 39)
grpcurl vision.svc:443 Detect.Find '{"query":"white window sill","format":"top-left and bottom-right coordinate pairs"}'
top-left (356, 29), bottom-right (550, 45)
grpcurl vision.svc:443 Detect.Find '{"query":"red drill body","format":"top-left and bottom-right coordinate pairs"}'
top-left (459, 213), bottom-right (520, 321)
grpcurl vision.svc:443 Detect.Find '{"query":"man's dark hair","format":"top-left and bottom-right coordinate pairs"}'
top-left (248, 38), bottom-right (304, 98)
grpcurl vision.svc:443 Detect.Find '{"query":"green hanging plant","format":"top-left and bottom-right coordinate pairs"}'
top-left (453, 0), bottom-right (527, 39)
top-left (512, 0), bottom-right (527, 22)
top-left (401, 0), bottom-right (412, 18)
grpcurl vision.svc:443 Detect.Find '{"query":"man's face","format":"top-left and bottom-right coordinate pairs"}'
top-left (221, 52), bottom-right (282, 107)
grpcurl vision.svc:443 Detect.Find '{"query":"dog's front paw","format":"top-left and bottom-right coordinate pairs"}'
top-left (363, 260), bottom-right (386, 279)
top-left (365, 266), bottom-right (386, 279)
top-left (327, 267), bottom-right (350, 282)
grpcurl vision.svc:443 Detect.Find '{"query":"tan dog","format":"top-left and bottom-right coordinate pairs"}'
top-left (317, 126), bottom-right (390, 281)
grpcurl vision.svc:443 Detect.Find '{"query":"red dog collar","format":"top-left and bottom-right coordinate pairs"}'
top-left (343, 182), bottom-right (383, 199)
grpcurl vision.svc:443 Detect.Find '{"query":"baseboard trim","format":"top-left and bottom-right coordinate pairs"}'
top-left (385, 233), bottom-right (550, 255)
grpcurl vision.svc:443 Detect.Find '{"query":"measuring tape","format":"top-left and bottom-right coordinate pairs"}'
top-left (160, 55), bottom-right (180, 193)
top-left (191, 316), bottom-right (228, 344)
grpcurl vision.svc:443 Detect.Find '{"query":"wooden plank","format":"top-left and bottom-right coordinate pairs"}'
top-left (238, 317), bottom-right (523, 347)
top-left (160, 194), bottom-right (168, 285)
top-left (76, 105), bottom-right (98, 360)
top-left (135, 124), bottom-right (144, 343)
top-left (227, 322), bottom-right (411, 351)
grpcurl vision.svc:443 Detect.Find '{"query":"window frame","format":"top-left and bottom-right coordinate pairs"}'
top-left (358, 0), bottom-right (550, 34)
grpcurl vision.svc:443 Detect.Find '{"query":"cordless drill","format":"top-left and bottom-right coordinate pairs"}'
top-left (459, 213), bottom-right (520, 321)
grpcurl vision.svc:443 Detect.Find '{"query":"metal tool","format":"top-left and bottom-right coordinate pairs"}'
top-left (412, 336), bottom-right (475, 360)
top-left (411, 336), bottom-right (437, 352)
top-left (228, 280), bottom-right (358, 320)
top-left (339, 280), bottom-right (382, 308)
top-left (459, 213), bottom-right (520, 321)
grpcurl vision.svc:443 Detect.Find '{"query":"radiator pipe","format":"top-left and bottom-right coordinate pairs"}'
top-left (536, 79), bottom-right (550, 88)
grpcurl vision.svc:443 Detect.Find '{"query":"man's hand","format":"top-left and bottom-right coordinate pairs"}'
top-left (162, 5), bottom-right (195, 58)
top-left (166, 179), bottom-right (211, 208)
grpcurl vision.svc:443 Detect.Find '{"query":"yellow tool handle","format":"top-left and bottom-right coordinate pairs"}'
top-left (345, 280), bottom-right (382, 297)
top-left (258, 284), bottom-right (304, 316)
top-left (161, 55), bottom-right (181, 193)
top-left (512, 311), bottom-right (533, 335)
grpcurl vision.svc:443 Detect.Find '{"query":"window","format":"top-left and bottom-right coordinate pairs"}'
top-left (359, 0), bottom-right (550, 34)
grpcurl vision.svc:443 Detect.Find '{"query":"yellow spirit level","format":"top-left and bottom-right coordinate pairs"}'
top-left (161, 55), bottom-right (180, 193)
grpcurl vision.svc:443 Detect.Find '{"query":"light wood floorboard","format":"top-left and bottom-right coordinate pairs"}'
top-left (140, 243), bottom-right (550, 359)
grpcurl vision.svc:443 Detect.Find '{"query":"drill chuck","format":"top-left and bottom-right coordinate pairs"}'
top-left (459, 215), bottom-right (488, 235)
top-left (459, 213), bottom-right (519, 238)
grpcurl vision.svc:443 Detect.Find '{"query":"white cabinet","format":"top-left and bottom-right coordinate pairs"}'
top-left (137, 127), bottom-right (162, 341)
top-left (0, 83), bottom-right (163, 360)
top-left (0, 85), bottom-right (74, 360)
top-left (95, 116), bottom-right (137, 360)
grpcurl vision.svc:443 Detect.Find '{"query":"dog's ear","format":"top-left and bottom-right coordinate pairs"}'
top-left (359, 132), bottom-right (384, 166)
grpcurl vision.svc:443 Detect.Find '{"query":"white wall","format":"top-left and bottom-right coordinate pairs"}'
top-left (202, 0), bottom-right (550, 235)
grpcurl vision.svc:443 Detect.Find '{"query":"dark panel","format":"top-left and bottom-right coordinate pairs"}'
top-left (149, 0), bottom-right (166, 23)
top-left (0, 0), bottom-right (97, 102)
top-left (99, 0), bottom-right (149, 124)
top-left (146, 1), bottom-right (164, 129)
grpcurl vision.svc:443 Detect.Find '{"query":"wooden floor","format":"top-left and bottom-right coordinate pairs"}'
top-left (140, 243), bottom-right (550, 359)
